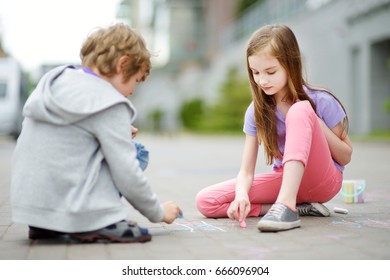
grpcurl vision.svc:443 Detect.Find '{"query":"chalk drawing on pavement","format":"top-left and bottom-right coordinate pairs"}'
top-left (332, 218), bottom-right (390, 229)
top-left (168, 221), bottom-right (227, 232)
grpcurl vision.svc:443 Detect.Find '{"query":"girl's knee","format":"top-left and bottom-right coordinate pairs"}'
top-left (195, 188), bottom-right (227, 218)
top-left (286, 100), bottom-right (316, 123)
top-left (290, 100), bottom-right (313, 113)
top-left (195, 189), bottom-right (211, 217)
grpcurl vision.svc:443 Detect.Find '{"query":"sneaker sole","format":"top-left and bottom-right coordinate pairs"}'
top-left (311, 202), bottom-right (331, 217)
top-left (257, 220), bottom-right (301, 232)
top-left (70, 232), bottom-right (152, 243)
top-left (29, 228), bottom-right (66, 240)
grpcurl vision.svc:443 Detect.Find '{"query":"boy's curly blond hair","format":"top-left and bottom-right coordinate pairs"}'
top-left (80, 23), bottom-right (151, 82)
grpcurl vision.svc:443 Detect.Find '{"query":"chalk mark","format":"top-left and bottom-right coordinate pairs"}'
top-left (332, 218), bottom-right (390, 229)
top-left (170, 221), bottom-right (227, 232)
top-left (199, 221), bottom-right (226, 232)
top-left (172, 222), bottom-right (194, 232)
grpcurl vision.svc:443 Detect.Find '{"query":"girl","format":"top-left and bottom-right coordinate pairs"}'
top-left (196, 24), bottom-right (352, 232)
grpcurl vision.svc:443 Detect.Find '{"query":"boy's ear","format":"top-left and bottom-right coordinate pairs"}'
top-left (116, 55), bottom-right (129, 74)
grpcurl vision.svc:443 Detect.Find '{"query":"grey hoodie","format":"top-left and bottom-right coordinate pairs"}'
top-left (11, 65), bottom-right (163, 232)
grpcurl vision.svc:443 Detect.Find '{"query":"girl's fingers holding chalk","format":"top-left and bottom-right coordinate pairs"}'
top-left (238, 202), bottom-right (245, 221)
top-left (227, 201), bottom-right (239, 220)
top-left (238, 200), bottom-right (250, 222)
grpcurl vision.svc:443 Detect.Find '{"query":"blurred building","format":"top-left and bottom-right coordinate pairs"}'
top-left (117, 0), bottom-right (390, 135)
top-left (0, 41), bottom-right (5, 58)
top-left (116, 0), bottom-right (237, 131)
top-left (0, 21), bottom-right (6, 57)
top-left (117, 0), bottom-right (236, 71)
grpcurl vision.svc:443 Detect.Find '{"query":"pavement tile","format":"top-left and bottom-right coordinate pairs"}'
top-left (0, 135), bottom-right (389, 260)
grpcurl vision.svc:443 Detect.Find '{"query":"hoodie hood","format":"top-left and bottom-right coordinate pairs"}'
top-left (23, 65), bottom-right (136, 125)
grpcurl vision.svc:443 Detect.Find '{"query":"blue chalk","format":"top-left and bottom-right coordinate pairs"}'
top-left (178, 213), bottom-right (183, 218)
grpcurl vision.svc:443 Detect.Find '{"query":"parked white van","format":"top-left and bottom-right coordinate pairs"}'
top-left (0, 57), bottom-right (28, 138)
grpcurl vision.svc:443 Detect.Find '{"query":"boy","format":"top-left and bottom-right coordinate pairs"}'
top-left (11, 23), bottom-right (181, 243)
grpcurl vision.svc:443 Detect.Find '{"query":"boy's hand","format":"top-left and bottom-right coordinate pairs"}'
top-left (131, 126), bottom-right (138, 139)
top-left (161, 201), bottom-right (182, 224)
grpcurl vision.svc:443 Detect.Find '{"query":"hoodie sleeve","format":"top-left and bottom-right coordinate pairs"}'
top-left (86, 103), bottom-right (164, 223)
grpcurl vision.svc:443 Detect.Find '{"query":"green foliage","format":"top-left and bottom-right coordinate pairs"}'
top-left (149, 109), bottom-right (164, 132)
top-left (385, 99), bottom-right (390, 113)
top-left (208, 67), bottom-right (252, 132)
top-left (179, 67), bottom-right (252, 133)
top-left (180, 98), bottom-right (205, 130)
top-left (236, 0), bottom-right (264, 16)
top-left (385, 58), bottom-right (390, 114)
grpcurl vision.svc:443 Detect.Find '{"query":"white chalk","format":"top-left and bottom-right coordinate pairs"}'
top-left (333, 207), bottom-right (349, 214)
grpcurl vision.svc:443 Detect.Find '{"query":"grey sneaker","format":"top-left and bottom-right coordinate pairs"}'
top-left (257, 202), bottom-right (301, 232)
top-left (297, 202), bottom-right (330, 217)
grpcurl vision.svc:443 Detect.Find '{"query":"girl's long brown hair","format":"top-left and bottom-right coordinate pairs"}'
top-left (246, 24), bottom-right (348, 165)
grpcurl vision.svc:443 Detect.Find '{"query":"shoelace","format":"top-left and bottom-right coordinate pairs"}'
top-left (265, 203), bottom-right (287, 218)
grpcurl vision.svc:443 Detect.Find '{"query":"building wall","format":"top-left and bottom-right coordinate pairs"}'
top-left (129, 0), bottom-right (237, 131)
top-left (202, 0), bottom-right (390, 134)
top-left (289, 0), bottom-right (390, 133)
top-left (370, 39), bottom-right (390, 131)
top-left (348, 1), bottom-right (390, 133)
top-left (129, 0), bottom-right (390, 134)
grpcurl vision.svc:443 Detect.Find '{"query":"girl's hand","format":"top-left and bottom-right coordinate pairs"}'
top-left (161, 201), bottom-right (182, 224)
top-left (227, 195), bottom-right (250, 222)
top-left (227, 134), bottom-right (258, 222)
top-left (317, 118), bottom-right (352, 166)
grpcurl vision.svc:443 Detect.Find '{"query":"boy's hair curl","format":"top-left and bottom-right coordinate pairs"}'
top-left (80, 23), bottom-right (151, 82)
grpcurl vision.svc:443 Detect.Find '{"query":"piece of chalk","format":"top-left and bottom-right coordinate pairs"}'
top-left (178, 213), bottom-right (183, 218)
top-left (333, 207), bottom-right (348, 214)
top-left (240, 220), bottom-right (247, 228)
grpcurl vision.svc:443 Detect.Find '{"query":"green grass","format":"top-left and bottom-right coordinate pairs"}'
top-left (350, 130), bottom-right (390, 142)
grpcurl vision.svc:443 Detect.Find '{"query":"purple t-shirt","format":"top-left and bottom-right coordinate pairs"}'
top-left (243, 88), bottom-right (346, 172)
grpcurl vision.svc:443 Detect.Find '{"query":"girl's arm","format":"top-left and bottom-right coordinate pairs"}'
top-left (227, 134), bottom-right (259, 221)
top-left (318, 118), bottom-right (353, 166)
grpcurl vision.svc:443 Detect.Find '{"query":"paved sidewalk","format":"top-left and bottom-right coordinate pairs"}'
top-left (0, 134), bottom-right (389, 260)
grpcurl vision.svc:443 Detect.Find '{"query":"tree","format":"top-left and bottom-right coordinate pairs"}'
top-left (179, 67), bottom-right (252, 133)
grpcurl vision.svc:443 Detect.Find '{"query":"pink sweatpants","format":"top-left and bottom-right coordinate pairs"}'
top-left (195, 101), bottom-right (343, 218)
